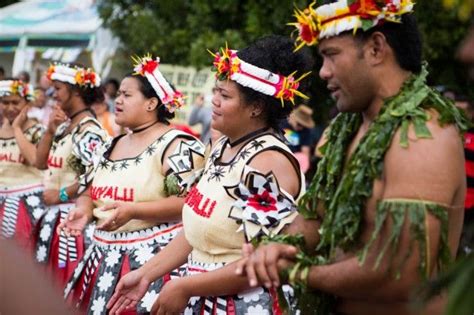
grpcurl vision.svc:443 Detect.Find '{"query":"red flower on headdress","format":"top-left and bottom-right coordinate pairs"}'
top-left (289, 3), bottom-right (320, 50)
top-left (210, 45), bottom-right (240, 81)
top-left (299, 21), bottom-right (318, 45)
top-left (275, 72), bottom-right (310, 106)
top-left (132, 55), bottom-right (160, 76)
top-left (142, 59), bottom-right (159, 74)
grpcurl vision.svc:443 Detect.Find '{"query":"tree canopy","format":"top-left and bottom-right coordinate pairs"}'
top-left (98, 0), bottom-right (472, 123)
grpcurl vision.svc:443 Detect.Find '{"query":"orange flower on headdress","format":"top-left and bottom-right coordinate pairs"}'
top-left (75, 71), bottom-right (85, 85)
top-left (46, 65), bottom-right (55, 81)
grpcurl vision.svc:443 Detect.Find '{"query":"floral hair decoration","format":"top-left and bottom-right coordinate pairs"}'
top-left (0, 80), bottom-right (35, 101)
top-left (289, 0), bottom-right (415, 50)
top-left (209, 45), bottom-right (310, 106)
top-left (132, 54), bottom-right (185, 113)
top-left (47, 63), bottom-right (101, 88)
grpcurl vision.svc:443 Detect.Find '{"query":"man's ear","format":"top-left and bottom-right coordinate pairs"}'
top-left (366, 31), bottom-right (389, 66)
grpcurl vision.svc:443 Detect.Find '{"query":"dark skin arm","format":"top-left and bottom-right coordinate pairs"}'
top-left (12, 108), bottom-right (37, 166)
top-left (43, 182), bottom-right (79, 206)
top-left (242, 116), bottom-right (465, 302)
top-left (151, 150), bottom-right (304, 314)
top-left (36, 106), bottom-right (67, 169)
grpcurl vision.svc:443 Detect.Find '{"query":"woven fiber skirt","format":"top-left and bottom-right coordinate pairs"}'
top-left (64, 222), bottom-right (184, 314)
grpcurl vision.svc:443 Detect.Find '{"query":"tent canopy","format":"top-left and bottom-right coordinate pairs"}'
top-left (0, 0), bottom-right (100, 51)
top-left (0, 0), bottom-right (118, 78)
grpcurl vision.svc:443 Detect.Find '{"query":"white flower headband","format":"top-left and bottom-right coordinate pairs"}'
top-left (209, 45), bottom-right (310, 106)
top-left (47, 63), bottom-right (101, 88)
top-left (132, 54), bottom-right (185, 113)
top-left (0, 80), bottom-right (35, 101)
top-left (290, 0), bottom-right (415, 50)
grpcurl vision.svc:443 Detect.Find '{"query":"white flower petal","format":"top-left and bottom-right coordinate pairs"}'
top-left (39, 225), bottom-right (52, 242)
top-left (140, 290), bottom-right (158, 311)
top-left (90, 296), bottom-right (106, 315)
top-left (97, 271), bottom-right (114, 292)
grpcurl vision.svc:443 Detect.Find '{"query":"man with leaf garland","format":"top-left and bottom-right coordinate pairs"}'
top-left (237, 1), bottom-right (469, 314)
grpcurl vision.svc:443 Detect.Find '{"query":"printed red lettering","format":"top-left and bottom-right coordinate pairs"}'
top-left (47, 155), bottom-right (63, 168)
top-left (90, 185), bottom-right (135, 202)
top-left (185, 186), bottom-right (216, 218)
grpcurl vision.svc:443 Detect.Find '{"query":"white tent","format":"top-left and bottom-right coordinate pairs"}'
top-left (0, 0), bottom-right (119, 79)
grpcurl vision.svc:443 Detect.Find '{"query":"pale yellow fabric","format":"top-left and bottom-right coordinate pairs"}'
top-left (0, 123), bottom-right (44, 187)
top-left (183, 133), bottom-right (305, 264)
top-left (43, 117), bottom-right (109, 191)
top-left (92, 130), bottom-right (205, 232)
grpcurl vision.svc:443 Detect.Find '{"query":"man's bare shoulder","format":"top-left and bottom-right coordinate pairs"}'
top-left (383, 109), bottom-right (465, 204)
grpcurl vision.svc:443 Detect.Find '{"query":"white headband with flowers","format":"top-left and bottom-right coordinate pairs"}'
top-left (132, 54), bottom-right (185, 113)
top-left (209, 45), bottom-right (310, 106)
top-left (290, 0), bottom-right (415, 50)
top-left (47, 63), bottom-right (101, 88)
top-left (0, 80), bottom-right (35, 101)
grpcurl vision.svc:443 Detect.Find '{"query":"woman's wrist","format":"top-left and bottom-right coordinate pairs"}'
top-left (59, 187), bottom-right (70, 202)
top-left (12, 126), bottom-right (24, 135)
top-left (175, 277), bottom-right (193, 297)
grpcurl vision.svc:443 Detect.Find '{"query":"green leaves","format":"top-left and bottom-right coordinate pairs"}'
top-left (96, 0), bottom-right (307, 68)
top-left (293, 66), bottom-right (468, 313)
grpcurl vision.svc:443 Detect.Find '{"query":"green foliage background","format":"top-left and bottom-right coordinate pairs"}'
top-left (96, 0), bottom-right (471, 124)
top-left (0, 0), bottom-right (471, 123)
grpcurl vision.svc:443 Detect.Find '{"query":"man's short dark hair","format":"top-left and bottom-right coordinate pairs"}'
top-left (0, 67), bottom-right (4, 75)
top-left (356, 14), bottom-right (423, 74)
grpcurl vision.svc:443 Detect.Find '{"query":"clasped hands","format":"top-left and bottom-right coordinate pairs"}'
top-left (235, 242), bottom-right (300, 289)
top-left (57, 202), bottom-right (135, 236)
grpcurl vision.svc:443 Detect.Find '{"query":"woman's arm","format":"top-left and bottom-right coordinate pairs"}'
top-left (35, 130), bottom-right (54, 169)
top-left (43, 181), bottom-right (79, 206)
top-left (36, 106), bottom-right (68, 169)
top-left (151, 259), bottom-right (252, 314)
top-left (107, 231), bottom-right (192, 313)
top-left (96, 197), bottom-right (184, 231)
top-left (13, 125), bottom-right (38, 166)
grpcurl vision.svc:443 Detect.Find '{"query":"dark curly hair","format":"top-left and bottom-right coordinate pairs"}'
top-left (124, 74), bottom-right (174, 125)
top-left (71, 85), bottom-right (104, 106)
top-left (235, 35), bottom-right (314, 130)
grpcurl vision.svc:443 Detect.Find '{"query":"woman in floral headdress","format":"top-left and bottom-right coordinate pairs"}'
top-left (34, 64), bottom-right (109, 286)
top-left (58, 55), bottom-right (206, 314)
top-left (108, 35), bottom-right (313, 314)
top-left (0, 79), bottom-right (45, 250)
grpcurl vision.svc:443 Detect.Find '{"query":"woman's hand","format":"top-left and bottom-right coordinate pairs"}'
top-left (107, 268), bottom-right (151, 314)
top-left (96, 202), bottom-right (135, 231)
top-left (236, 242), bottom-right (299, 288)
top-left (151, 279), bottom-right (191, 315)
top-left (47, 105), bottom-right (67, 135)
top-left (12, 106), bottom-right (29, 130)
top-left (43, 189), bottom-right (61, 206)
top-left (57, 208), bottom-right (90, 237)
